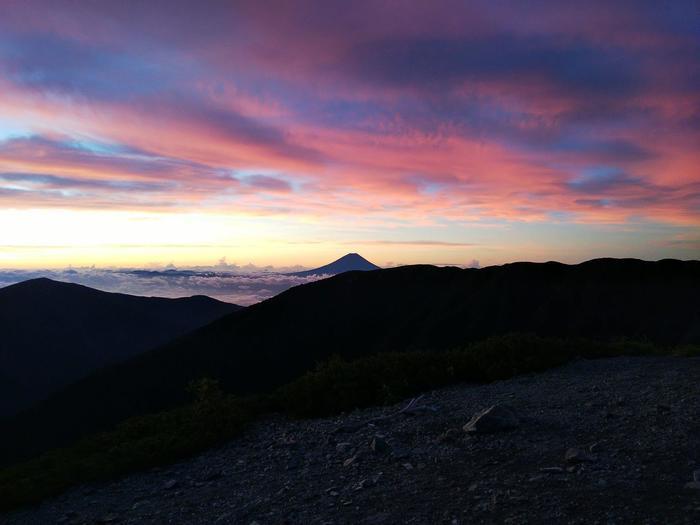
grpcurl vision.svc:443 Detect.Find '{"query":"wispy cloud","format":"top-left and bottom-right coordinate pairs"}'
top-left (348, 240), bottom-right (477, 247)
top-left (0, 1), bottom-right (698, 264)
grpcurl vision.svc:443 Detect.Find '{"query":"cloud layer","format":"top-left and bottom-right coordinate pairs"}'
top-left (0, 1), bottom-right (698, 264)
top-left (0, 266), bottom-right (323, 306)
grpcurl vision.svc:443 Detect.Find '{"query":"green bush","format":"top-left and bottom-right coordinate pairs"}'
top-left (273, 335), bottom-right (534, 418)
top-left (276, 334), bottom-right (688, 418)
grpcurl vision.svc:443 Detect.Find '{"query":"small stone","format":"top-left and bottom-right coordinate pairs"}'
top-left (540, 467), bottom-right (565, 474)
top-left (390, 446), bottom-right (410, 460)
top-left (280, 437), bottom-right (298, 448)
top-left (437, 428), bottom-right (461, 443)
top-left (402, 462), bottom-right (414, 470)
top-left (370, 436), bottom-right (390, 454)
top-left (354, 478), bottom-right (375, 490)
top-left (565, 448), bottom-right (594, 464)
top-left (463, 404), bottom-right (520, 434)
top-left (694, 470), bottom-right (700, 482)
top-left (343, 455), bottom-right (358, 467)
top-left (201, 470), bottom-right (223, 482)
top-left (336, 442), bottom-right (352, 454)
top-left (163, 479), bottom-right (179, 490)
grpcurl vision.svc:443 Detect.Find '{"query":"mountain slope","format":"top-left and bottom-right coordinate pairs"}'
top-left (2, 258), bottom-right (699, 464)
top-left (5, 357), bottom-right (699, 524)
top-left (290, 253), bottom-right (379, 277)
top-left (0, 278), bottom-right (241, 417)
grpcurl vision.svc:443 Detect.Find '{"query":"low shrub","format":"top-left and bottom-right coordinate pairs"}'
top-left (275, 334), bottom-right (672, 418)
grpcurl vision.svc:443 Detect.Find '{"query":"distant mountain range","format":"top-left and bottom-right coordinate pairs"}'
top-left (0, 278), bottom-right (241, 418)
top-left (0, 253), bottom-right (374, 418)
top-left (2, 258), bottom-right (698, 465)
top-left (290, 253), bottom-right (379, 277)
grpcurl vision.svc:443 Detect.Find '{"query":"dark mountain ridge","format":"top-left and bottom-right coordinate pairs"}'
top-left (2, 258), bottom-right (699, 464)
top-left (0, 278), bottom-right (241, 417)
top-left (290, 252), bottom-right (380, 276)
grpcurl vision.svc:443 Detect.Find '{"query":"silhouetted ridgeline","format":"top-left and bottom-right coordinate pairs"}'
top-left (1, 258), bottom-right (699, 465)
top-left (0, 278), bottom-right (241, 417)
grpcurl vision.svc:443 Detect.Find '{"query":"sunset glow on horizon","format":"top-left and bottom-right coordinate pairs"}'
top-left (1, 0), bottom-right (699, 269)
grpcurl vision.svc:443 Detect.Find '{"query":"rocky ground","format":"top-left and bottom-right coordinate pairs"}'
top-left (4, 356), bottom-right (700, 524)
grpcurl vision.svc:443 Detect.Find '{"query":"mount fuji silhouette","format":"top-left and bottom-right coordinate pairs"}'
top-left (290, 253), bottom-right (380, 277)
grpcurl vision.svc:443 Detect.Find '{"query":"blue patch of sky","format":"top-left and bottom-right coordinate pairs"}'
top-left (63, 137), bottom-right (139, 156)
top-left (0, 119), bottom-right (33, 142)
top-left (546, 211), bottom-right (576, 222)
top-left (566, 166), bottom-right (644, 194)
top-left (0, 34), bottom-right (194, 101)
top-left (226, 169), bottom-right (302, 193)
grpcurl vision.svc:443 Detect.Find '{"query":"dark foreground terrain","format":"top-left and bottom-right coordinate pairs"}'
top-left (5, 258), bottom-right (699, 465)
top-left (6, 356), bottom-right (700, 524)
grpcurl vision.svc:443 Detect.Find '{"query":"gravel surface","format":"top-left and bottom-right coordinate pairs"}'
top-left (4, 356), bottom-right (700, 524)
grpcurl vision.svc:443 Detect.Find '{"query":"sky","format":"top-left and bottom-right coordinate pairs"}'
top-left (0, 0), bottom-right (699, 271)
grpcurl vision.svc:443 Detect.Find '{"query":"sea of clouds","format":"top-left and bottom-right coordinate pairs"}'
top-left (0, 258), bottom-right (481, 306)
top-left (0, 264), bottom-right (326, 306)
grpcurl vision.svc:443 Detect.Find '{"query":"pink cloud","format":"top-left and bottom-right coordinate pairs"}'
top-left (0, 0), bottom-right (697, 236)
